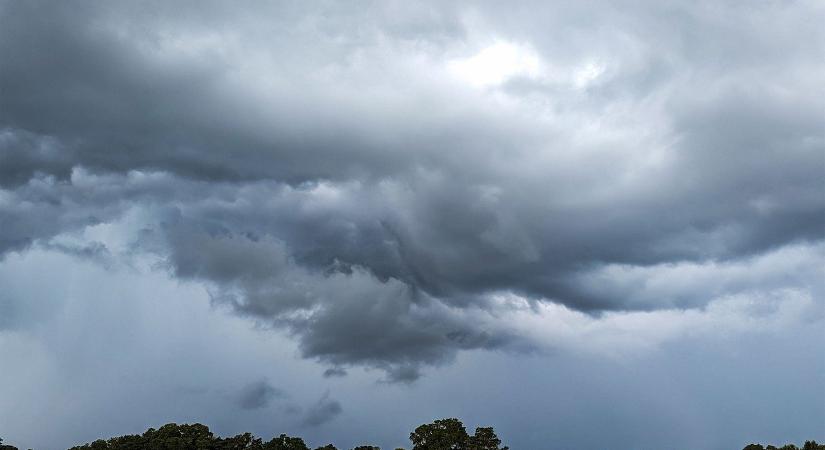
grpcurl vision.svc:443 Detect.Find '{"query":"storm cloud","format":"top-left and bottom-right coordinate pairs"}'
top-left (0, 0), bottom-right (823, 389)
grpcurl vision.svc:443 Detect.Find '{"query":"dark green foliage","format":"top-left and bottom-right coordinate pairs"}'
top-left (220, 432), bottom-right (264, 450)
top-left (744, 442), bottom-right (824, 450)
top-left (263, 434), bottom-right (309, 450)
top-left (409, 419), bottom-right (508, 450)
top-left (64, 419), bottom-right (508, 450)
top-left (0, 437), bottom-right (20, 450)
top-left (744, 445), bottom-right (766, 450)
top-left (45, 419), bottom-right (825, 450)
top-left (468, 427), bottom-right (508, 450)
top-left (67, 424), bottom-right (303, 450)
top-left (410, 418), bottom-right (468, 450)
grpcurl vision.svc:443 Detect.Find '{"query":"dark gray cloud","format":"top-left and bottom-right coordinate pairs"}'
top-left (301, 392), bottom-right (343, 427)
top-left (236, 379), bottom-right (285, 410)
top-left (0, 0), bottom-right (822, 383)
top-left (157, 212), bottom-right (520, 379)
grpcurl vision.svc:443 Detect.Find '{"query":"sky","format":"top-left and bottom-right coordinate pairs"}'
top-left (0, 1), bottom-right (823, 449)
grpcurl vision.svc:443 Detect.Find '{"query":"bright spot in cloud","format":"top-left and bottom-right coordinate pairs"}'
top-left (448, 41), bottom-right (542, 87)
top-left (573, 61), bottom-right (606, 88)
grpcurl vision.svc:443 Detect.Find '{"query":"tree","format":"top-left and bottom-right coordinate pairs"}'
top-left (0, 437), bottom-right (19, 450)
top-left (263, 434), bottom-right (309, 450)
top-left (141, 423), bottom-right (215, 450)
top-left (409, 418), bottom-right (469, 450)
top-left (351, 447), bottom-right (380, 450)
top-left (218, 432), bottom-right (264, 450)
top-left (89, 440), bottom-right (109, 450)
top-left (468, 427), bottom-right (507, 450)
top-left (314, 445), bottom-right (338, 450)
top-left (743, 443), bottom-right (824, 450)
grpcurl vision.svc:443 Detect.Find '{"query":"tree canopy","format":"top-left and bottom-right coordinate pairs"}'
top-left (0, 437), bottom-right (20, 450)
top-left (4, 425), bottom-right (822, 450)
top-left (409, 419), bottom-right (508, 450)
top-left (742, 441), bottom-right (825, 450)
top-left (60, 418), bottom-right (507, 450)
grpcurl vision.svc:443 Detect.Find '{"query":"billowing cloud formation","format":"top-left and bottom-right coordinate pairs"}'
top-left (0, 0), bottom-right (823, 381)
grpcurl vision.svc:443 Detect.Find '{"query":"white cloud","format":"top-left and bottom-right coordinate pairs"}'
top-left (447, 41), bottom-right (542, 87)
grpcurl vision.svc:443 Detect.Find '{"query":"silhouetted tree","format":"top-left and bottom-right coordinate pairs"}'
top-left (410, 418), bottom-right (469, 450)
top-left (407, 419), bottom-right (509, 450)
top-left (743, 442), bottom-right (824, 450)
top-left (263, 434), bottom-right (309, 450)
top-left (0, 437), bottom-right (19, 450)
top-left (57, 421), bottom-right (822, 450)
top-left (468, 427), bottom-right (508, 450)
top-left (60, 417), bottom-right (825, 450)
top-left (217, 432), bottom-right (263, 449)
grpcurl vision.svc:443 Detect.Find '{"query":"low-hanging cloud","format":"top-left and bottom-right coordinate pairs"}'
top-left (301, 392), bottom-right (343, 427)
top-left (236, 379), bottom-right (285, 410)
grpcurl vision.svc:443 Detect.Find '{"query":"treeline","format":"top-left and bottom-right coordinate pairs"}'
top-left (3, 428), bottom-right (823, 450)
top-left (2, 418), bottom-right (508, 450)
top-left (743, 443), bottom-right (825, 450)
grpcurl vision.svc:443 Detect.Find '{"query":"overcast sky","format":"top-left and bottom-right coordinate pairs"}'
top-left (0, 1), bottom-right (823, 449)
